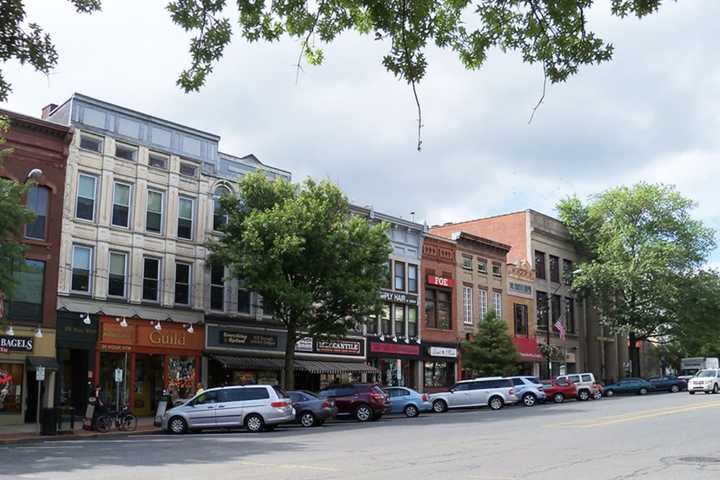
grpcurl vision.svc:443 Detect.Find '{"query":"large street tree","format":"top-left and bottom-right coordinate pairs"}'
top-left (557, 183), bottom-right (716, 377)
top-left (211, 172), bottom-right (391, 389)
top-left (462, 311), bottom-right (520, 377)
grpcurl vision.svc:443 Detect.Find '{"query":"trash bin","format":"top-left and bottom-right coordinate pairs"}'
top-left (41, 408), bottom-right (58, 436)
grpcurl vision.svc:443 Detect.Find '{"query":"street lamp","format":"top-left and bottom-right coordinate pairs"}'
top-left (26, 168), bottom-right (43, 182)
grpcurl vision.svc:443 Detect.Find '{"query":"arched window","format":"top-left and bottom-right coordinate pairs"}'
top-left (25, 185), bottom-right (49, 240)
top-left (213, 186), bottom-right (231, 231)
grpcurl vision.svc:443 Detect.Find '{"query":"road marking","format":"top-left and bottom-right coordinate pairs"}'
top-left (234, 460), bottom-right (339, 472)
top-left (556, 402), bottom-right (720, 428)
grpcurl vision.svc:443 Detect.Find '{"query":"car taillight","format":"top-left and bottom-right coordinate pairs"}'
top-left (421, 394), bottom-right (429, 401)
top-left (271, 401), bottom-right (290, 408)
top-left (370, 393), bottom-right (385, 400)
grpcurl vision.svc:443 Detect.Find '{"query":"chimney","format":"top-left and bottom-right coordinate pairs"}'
top-left (41, 103), bottom-right (58, 120)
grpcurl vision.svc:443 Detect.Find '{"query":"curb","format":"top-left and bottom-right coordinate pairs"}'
top-left (0, 427), bottom-right (161, 446)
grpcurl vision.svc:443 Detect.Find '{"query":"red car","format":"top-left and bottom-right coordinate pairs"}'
top-left (541, 379), bottom-right (577, 403)
top-left (318, 384), bottom-right (391, 422)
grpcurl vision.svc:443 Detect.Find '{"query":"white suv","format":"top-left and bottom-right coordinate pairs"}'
top-left (430, 377), bottom-right (518, 412)
top-left (555, 373), bottom-right (596, 401)
top-left (688, 369), bottom-right (720, 394)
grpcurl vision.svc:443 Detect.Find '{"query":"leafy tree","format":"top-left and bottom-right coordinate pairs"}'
top-left (557, 183), bottom-right (716, 377)
top-left (462, 310), bottom-right (520, 377)
top-left (211, 172), bottom-right (391, 389)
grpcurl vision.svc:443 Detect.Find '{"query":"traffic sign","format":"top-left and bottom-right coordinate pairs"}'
top-left (36, 366), bottom-right (45, 382)
top-left (114, 368), bottom-right (123, 383)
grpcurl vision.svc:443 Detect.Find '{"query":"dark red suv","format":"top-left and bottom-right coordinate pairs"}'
top-left (318, 384), bottom-right (391, 422)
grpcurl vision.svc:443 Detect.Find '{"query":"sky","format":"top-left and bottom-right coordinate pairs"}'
top-left (3, 0), bottom-right (720, 267)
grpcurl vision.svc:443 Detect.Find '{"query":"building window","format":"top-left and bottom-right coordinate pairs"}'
top-left (535, 250), bottom-right (546, 280)
top-left (462, 254), bottom-right (472, 270)
top-left (549, 255), bottom-right (560, 283)
top-left (213, 186), bottom-right (230, 231)
top-left (565, 297), bottom-right (575, 333)
top-left (71, 245), bottom-right (92, 293)
top-left (479, 288), bottom-right (488, 321)
top-left (0, 363), bottom-right (23, 413)
top-left (175, 262), bottom-right (191, 305)
top-left (551, 294), bottom-right (561, 328)
top-left (425, 288), bottom-right (451, 329)
top-left (115, 142), bottom-right (137, 162)
top-left (514, 303), bottom-right (529, 336)
top-left (385, 259), bottom-right (392, 289)
top-left (407, 264), bottom-right (418, 293)
top-left (179, 162), bottom-right (197, 177)
top-left (394, 304), bottom-right (405, 336)
top-left (148, 151), bottom-right (168, 169)
top-left (493, 291), bottom-right (502, 318)
top-left (79, 133), bottom-right (103, 153)
top-left (210, 263), bottom-right (225, 310)
top-left (366, 314), bottom-right (378, 335)
top-left (381, 305), bottom-right (392, 335)
top-left (25, 185), bottom-right (49, 240)
top-left (177, 196), bottom-right (194, 240)
top-left (6, 259), bottom-right (44, 323)
top-left (563, 259), bottom-right (573, 286)
top-left (492, 262), bottom-right (502, 277)
top-left (424, 361), bottom-right (455, 389)
top-left (108, 251), bottom-right (127, 298)
top-left (146, 189), bottom-right (164, 234)
top-left (463, 286), bottom-right (473, 325)
top-left (262, 297), bottom-right (274, 317)
top-left (477, 258), bottom-right (487, 274)
top-left (237, 288), bottom-right (251, 314)
top-left (536, 291), bottom-right (549, 330)
top-left (408, 306), bottom-right (418, 337)
top-left (142, 257), bottom-right (160, 302)
top-left (394, 261), bottom-right (405, 291)
top-left (111, 182), bottom-right (132, 228)
top-left (75, 174), bottom-right (97, 221)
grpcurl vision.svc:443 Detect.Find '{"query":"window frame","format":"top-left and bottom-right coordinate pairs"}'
top-left (461, 254), bottom-right (473, 270)
top-left (75, 173), bottom-right (98, 222)
top-left (148, 151), bottom-right (169, 170)
top-left (24, 185), bottom-right (49, 240)
top-left (425, 287), bottom-right (452, 330)
top-left (6, 259), bottom-right (45, 323)
top-left (462, 285), bottom-right (473, 325)
top-left (381, 304), bottom-right (392, 335)
top-left (79, 132), bottom-right (103, 153)
top-left (394, 304), bottom-right (406, 336)
top-left (536, 291), bottom-right (549, 331)
top-left (107, 250), bottom-right (128, 298)
top-left (174, 262), bottom-right (192, 306)
top-left (142, 257), bottom-right (161, 303)
top-left (407, 264), bottom-right (418, 293)
top-left (179, 162), bottom-right (198, 178)
top-left (237, 284), bottom-right (251, 314)
top-left (562, 259), bottom-right (573, 286)
top-left (146, 188), bottom-right (165, 234)
top-left (177, 196), bottom-right (195, 240)
top-left (493, 291), bottom-right (503, 318)
top-left (477, 258), bottom-right (488, 274)
top-left (210, 263), bottom-right (225, 311)
top-left (478, 288), bottom-right (488, 321)
top-left (491, 262), bottom-right (502, 277)
top-left (549, 255), bottom-right (560, 283)
top-left (394, 261), bottom-right (406, 291)
top-left (111, 181), bottom-right (133, 228)
top-left (565, 297), bottom-right (576, 333)
top-left (534, 250), bottom-right (546, 280)
top-left (407, 305), bottom-right (418, 337)
top-left (71, 244), bottom-right (93, 294)
top-left (213, 186), bottom-right (231, 231)
top-left (114, 142), bottom-right (138, 162)
top-left (514, 303), bottom-right (529, 336)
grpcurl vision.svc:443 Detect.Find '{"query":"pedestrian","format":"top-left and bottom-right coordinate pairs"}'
top-left (196, 383), bottom-right (205, 395)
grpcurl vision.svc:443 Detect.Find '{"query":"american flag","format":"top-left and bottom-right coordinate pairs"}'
top-left (554, 319), bottom-right (566, 341)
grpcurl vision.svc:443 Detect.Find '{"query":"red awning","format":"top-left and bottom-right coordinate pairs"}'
top-left (513, 337), bottom-right (543, 363)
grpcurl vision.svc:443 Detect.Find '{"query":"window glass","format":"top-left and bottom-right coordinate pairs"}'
top-left (72, 246), bottom-right (92, 292)
top-left (514, 304), bottom-right (528, 336)
top-left (493, 292), bottom-right (502, 318)
top-left (562, 259), bottom-right (573, 285)
top-left (424, 361), bottom-right (454, 389)
top-left (146, 190), bottom-right (163, 233)
top-left (177, 197), bottom-right (194, 239)
top-left (76, 174), bottom-right (97, 221)
top-left (453, 383), bottom-right (470, 391)
top-left (272, 386), bottom-right (288, 399)
top-left (477, 259), bottom-right (487, 273)
top-left (6, 260), bottom-right (44, 322)
top-left (175, 263), bottom-right (191, 305)
top-left (511, 378), bottom-right (524, 386)
top-left (551, 294), bottom-right (562, 325)
top-left (148, 152), bottom-right (168, 169)
top-left (213, 186), bottom-right (230, 231)
top-left (394, 261), bottom-right (405, 290)
top-left (0, 363), bottom-right (24, 413)
top-left (536, 291), bottom-right (549, 330)
top-left (565, 297), bottom-right (576, 333)
top-left (25, 186), bottom-right (49, 239)
top-left (581, 374), bottom-right (593, 382)
top-left (463, 286), bottom-right (473, 325)
top-left (549, 255), bottom-right (560, 283)
top-left (478, 289), bottom-right (488, 321)
top-left (193, 391), bottom-right (219, 405)
top-left (179, 162), bottom-right (197, 177)
top-left (142, 257), bottom-right (160, 301)
top-left (112, 183), bottom-right (131, 227)
top-left (492, 262), bottom-right (502, 277)
top-left (238, 288), bottom-right (251, 314)
top-left (224, 387), bottom-right (270, 401)
top-left (210, 263), bottom-right (225, 310)
top-left (425, 288), bottom-right (436, 327)
top-left (407, 264), bottom-right (418, 293)
top-left (407, 306), bottom-right (418, 337)
top-left (437, 290), bottom-right (451, 329)
top-left (108, 252), bottom-right (126, 297)
top-left (115, 143), bottom-right (137, 161)
top-left (381, 305), bottom-right (391, 335)
top-left (462, 255), bottom-right (472, 270)
top-left (394, 304), bottom-right (405, 336)
top-left (534, 251), bottom-right (546, 280)
top-left (79, 134), bottom-right (102, 153)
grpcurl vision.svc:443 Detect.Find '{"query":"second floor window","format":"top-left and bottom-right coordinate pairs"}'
top-left (381, 305), bottom-right (391, 335)
top-left (71, 245), bottom-right (92, 293)
top-left (408, 306), bottom-right (418, 337)
top-left (394, 261), bottom-right (405, 290)
top-left (76, 174), bottom-right (97, 221)
top-left (142, 257), bottom-right (160, 302)
top-left (535, 250), bottom-right (546, 280)
top-left (514, 304), bottom-right (529, 336)
top-left (79, 133), bottom-right (103, 153)
top-left (210, 263), bottom-right (225, 310)
top-left (394, 304), bottom-right (405, 336)
top-left (408, 264), bottom-right (418, 293)
top-left (25, 185), bottom-right (49, 240)
top-left (479, 288), bottom-right (488, 321)
top-left (146, 190), bottom-right (164, 234)
top-left (463, 286), bottom-right (473, 325)
top-left (175, 262), bottom-right (191, 305)
top-left (115, 143), bottom-right (137, 162)
top-left (108, 251), bottom-right (127, 297)
top-left (425, 288), bottom-right (451, 330)
top-left (550, 255), bottom-right (560, 283)
top-left (536, 291), bottom-right (549, 330)
top-left (493, 291), bottom-right (503, 318)
top-left (565, 297), bottom-right (576, 333)
top-left (177, 197), bottom-right (194, 240)
top-left (112, 182), bottom-right (131, 228)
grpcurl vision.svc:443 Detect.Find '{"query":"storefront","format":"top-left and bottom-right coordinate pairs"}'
top-left (0, 327), bottom-right (58, 425)
top-left (367, 338), bottom-right (422, 389)
top-left (512, 336), bottom-right (543, 376)
top-left (422, 343), bottom-right (459, 393)
top-left (205, 323), bottom-right (375, 391)
top-left (56, 310), bottom-right (98, 416)
top-left (96, 317), bottom-right (204, 416)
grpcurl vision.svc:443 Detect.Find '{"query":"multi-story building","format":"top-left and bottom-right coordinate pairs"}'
top-left (505, 261), bottom-right (543, 375)
top-left (0, 109), bottom-right (72, 424)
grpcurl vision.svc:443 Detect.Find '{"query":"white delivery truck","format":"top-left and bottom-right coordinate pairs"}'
top-left (679, 357), bottom-right (720, 381)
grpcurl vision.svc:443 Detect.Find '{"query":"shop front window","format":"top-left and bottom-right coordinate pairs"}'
top-left (424, 361), bottom-right (455, 388)
top-left (0, 364), bottom-right (23, 414)
top-left (168, 356), bottom-right (196, 399)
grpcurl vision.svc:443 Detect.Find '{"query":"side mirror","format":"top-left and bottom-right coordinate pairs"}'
top-left (449, 388), bottom-right (455, 393)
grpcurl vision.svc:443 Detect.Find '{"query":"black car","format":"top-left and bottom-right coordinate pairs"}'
top-left (648, 375), bottom-right (687, 393)
top-left (288, 390), bottom-right (338, 427)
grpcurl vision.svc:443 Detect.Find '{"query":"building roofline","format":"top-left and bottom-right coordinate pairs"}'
top-left (422, 232), bottom-right (457, 244)
top-left (218, 151), bottom-right (292, 177)
top-left (350, 204), bottom-right (425, 231)
top-left (450, 231), bottom-right (511, 252)
top-left (430, 209), bottom-right (529, 229)
top-left (0, 108), bottom-right (72, 137)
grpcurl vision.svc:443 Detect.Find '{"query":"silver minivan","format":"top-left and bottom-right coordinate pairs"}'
top-left (429, 377), bottom-right (518, 412)
top-left (162, 385), bottom-right (295, 433)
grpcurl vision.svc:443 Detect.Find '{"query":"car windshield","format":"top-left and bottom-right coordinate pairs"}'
top-left (698, 370), bottom-right (717, 377)
top-left (272, 386), bottom-right (288, 398)
top-left (526, 377), bottom-right (541, 384)
top-left (302, 391), bottom-right (319, 399)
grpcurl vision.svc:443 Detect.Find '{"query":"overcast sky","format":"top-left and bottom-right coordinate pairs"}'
top-left (3, 1), bottom-right (719, 267)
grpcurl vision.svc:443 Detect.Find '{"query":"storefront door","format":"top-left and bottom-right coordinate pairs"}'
top-left (133, 354), bottom-right (164, 416)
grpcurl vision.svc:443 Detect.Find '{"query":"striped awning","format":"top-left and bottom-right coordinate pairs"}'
top-left (211, 355), bottom-right (378, 375)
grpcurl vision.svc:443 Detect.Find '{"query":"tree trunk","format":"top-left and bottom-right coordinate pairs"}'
top-left (629, 332), bottom-right (641, 378)
top-left (283, 321), bottom-right (296, 390)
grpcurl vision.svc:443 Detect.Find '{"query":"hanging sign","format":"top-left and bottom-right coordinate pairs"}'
top-left (35, 366), bottom-right (45, 382)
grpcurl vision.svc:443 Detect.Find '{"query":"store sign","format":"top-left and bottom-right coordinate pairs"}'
top-left (316, 339), bottom-right (363, 356)
top-left (427, 275), bottom-right (455, 288)
top-left (508, 281), bottom-right (533, 298)
top-left (207, 325), bottom-right (286, 352)
top-left (221, 331), bottom-right (278, 349)
top-left (369, 341), bottom-right (420, 357)
top-left (295, 337), bottom-right (314, 352)
top-left (429, 346), bottom-right (457, 358)
top-left (0, 336), bottom-right (33, 353)
top-left (379, 291), bottom-right (418, 305)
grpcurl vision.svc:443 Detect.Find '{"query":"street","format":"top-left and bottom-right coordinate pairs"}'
top-left (2, 392), bottom-right (719, 480)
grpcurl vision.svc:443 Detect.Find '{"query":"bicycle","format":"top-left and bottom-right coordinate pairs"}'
top-left (95, 406), bottom-right (137, 433)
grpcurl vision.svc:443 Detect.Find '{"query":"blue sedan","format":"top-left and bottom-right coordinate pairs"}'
top-left (384, 387), bottom-right (432, 417)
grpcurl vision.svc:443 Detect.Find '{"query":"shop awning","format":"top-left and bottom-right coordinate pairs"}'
top-left (295, 360), bottom-right (378, 375)
top-left (26, 356), bottom-right (60, 370)
top-left (57, 298), bottom-right (202, 324)
top-left (512, 337), bottom-right (544, 363)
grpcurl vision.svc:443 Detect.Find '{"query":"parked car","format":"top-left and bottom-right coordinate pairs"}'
top-left (603, 378), bottom-right (655, 397)
top-left (507, 376), bottom-right (546, 407)
top-left (647, 376), bottom-right (687, 393)
top-left (162, 385), bottom-right (295, 434)
top-left (429, 377), bottom-right (517, 412)
top-left (288, 390), bottom-right (337, 427)
top-left (541, 379), bottom-right (577, 403)
top-left (688, 369), bottom-right (720, 394)
top-left (384, 387), bottom-right (432, 417)
top-left (555, 373), bottom-right (596, 401)
top-left (318, 384), bottom-right (390, 422)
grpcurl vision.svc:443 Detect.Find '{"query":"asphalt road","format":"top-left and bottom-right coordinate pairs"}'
top-left (2, 392), bottom-right (720, 480)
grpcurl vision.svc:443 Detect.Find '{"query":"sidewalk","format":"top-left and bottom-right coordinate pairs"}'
top-left (0, 416), bottom-right (159, 444)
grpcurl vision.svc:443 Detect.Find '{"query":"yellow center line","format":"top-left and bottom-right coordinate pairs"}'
top-left (555, 402), bottom-right (720, 428)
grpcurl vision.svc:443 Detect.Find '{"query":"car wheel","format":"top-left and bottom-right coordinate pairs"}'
top-left (404, 404), bottom-right (419, 418)
top-left (605, 389), bottom-right (615, 398)
top-left (578, 389), bottom-right (590, 401)
top-left (522, 393), bottom-right (537, 407)
top-left (713, 384), bottom-right (719, 394)
top-left (355, 404), bottom-right (372, 422)
top-left (300, 411), bottom-right (316, 428)
top-left (95, 416), bottom-right (112, 433)
top-left (488, 396), bottom-right (504, 411)
top-left (432, 400), bottom-right (448, 413)
top-left (168, 416), bottom-right (187, 434)
top-left (553, 393), bottom-right (565, 404)
top-left (245, 414), bottom-right (265, 433)
top-left (639, 387), bottom-right (648, 395)
top-left (670, 385), bottom-right (680, 393)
